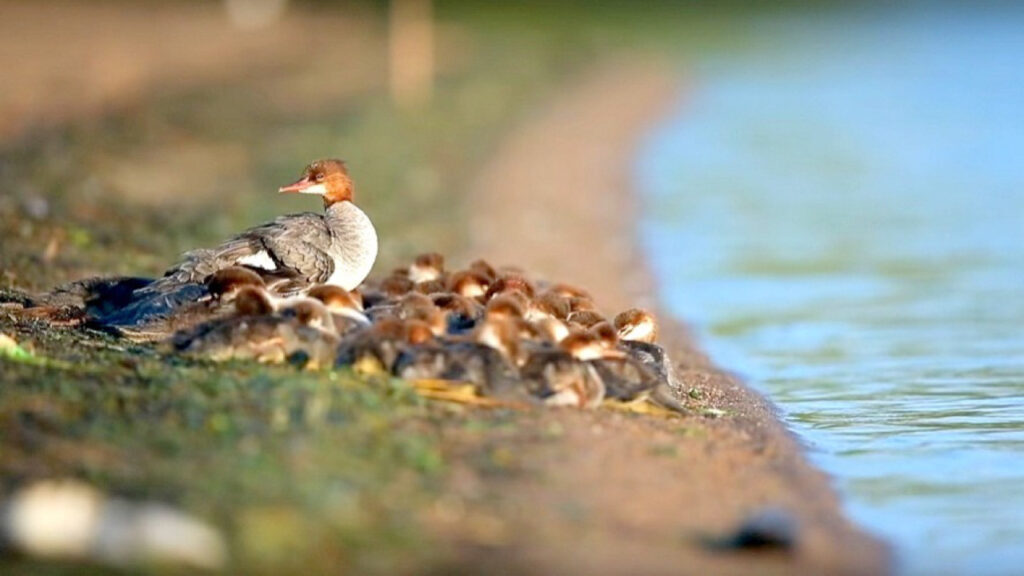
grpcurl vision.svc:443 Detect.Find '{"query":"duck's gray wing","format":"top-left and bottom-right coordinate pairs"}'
top-left (256, 214), bottom-right (336, 284)
top-left (168, 212), bottom-right (334, 284)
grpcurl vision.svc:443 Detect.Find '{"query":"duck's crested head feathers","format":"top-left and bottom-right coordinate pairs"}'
top-left (279, 158), bottom-right (354, 206)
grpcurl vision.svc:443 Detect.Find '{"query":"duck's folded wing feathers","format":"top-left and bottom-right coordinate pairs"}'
top-left (171, 213), bottom-right (334, 284)
top-left (256, 215), bottom-right (335, 283)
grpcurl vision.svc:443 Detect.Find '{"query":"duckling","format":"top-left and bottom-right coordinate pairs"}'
top-left (520, 349), bottom-right (605, 408)
top-left (613, 308), bottom-right (682, 391)
top-left (335, 316), bottom-right (408, 374)
top-left (589, 321), bottom-right (620, 350)
top-left (590, 354), bottom-right (662, 403)
top-left (171, 289), bottom-right (339, 366)
top-left (413, 279), bottom-right (447, 295)
top-left (567, 296), bottom-right (597, 313)
top-left (485, 274), bottom-right (535, 301)
top-left (379, 274), bottom-right (414, 298)
top-left (566, 310), bottom-right (606, 330)
top-left (205, 267), bottom-right (266, 302)
top-left (307, 284), bottom-right (369, 335)
top-left (408, 252), bottom-right (445, 284)
top-left (276, 298), bottom-right (341, 368)
top-left (527, 291), bottom-right (571, 322)
top-left (533, 316), bottom-right (571, 344)
top-left (559, 330), bottom-right (623, 362)
top-left (170, 287), bottom-right (283, 362)
top-left (396, 293), bottom-right (446, 336)
top-left (467, 259), bottom-right (497, 282)
top-left (554, 329), bottom-right (662, 404)
top-left (473, 313), bottom-right (523, 367)
top-left (430, 293), bottom-right (483, 334)
top-left (614, 308), bottom-right (658, 344)
top-left (544, 282), bottom-right (592, 301)
top-left (392, 335), bottom-right (522, 400)
top-left (446, 270), bottom-right (490, 299)
top-left (484, 294), bottom-right (525, 320)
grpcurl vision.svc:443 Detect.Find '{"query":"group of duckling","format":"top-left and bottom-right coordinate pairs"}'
top-left (148, 253), bottom-right (683, 412)
top-left (4, 160), bottom-right (684, 413)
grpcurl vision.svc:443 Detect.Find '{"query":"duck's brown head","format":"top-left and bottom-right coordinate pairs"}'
top-left (279, 158), bottom-right (354, 207)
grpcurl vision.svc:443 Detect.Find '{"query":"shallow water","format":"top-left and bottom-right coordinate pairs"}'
top-left (637, 6), bottom-right (1024, 575)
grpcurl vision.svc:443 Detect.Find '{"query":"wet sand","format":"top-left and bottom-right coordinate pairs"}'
top-left (466, 62), bottom-right (890, 575)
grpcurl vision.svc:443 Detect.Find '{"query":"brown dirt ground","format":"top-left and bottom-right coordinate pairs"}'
top-left (465, 62), bottom-right (891, 575)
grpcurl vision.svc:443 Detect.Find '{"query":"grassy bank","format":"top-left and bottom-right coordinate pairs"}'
top-left (0, 3), bottom-right (656, 574)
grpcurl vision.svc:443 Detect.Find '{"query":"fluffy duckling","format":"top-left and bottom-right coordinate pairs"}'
top-left (485, 294), bottom-right (525, 321)
top-left (544, 283), bottom-right (592, 301)
top-left (614, 308), bottom-right (658, 344)
top-left (408, 252), bottom-right (445, 284)
top-left (467, 259), bottom-right (497, 282)
top-left (205, 267), bottom-right (266, 302)
top-left (430, 293), bottom-right (483, 334)
top-left (566, 310), bottom-right (606, 330)
top-left (379, 275), bottom-right (414, 298)
top-left (567, 296), bottom-right (597, 313)
top-left (335, 316), bottom-right (409, 374)
top-left (590, 354), bottom-right (662, 403)
top-left (446, 270), bottom-right (490, 299)
top-left (472, 313), bottom-right (523, 367)
top-left (533, 316), bottom-right (571, 344)
top-left (413, 279), bottom-right (447, 295)
top-left (307, 284), bottom-right (369, 335)
top-left (395, 293), bottom-right (446, 336)
top-left (559, 331), bottom-right (623, 362)
top-left (589, 321), bottom-right (619, 349)
top-left (172, 288), bottom-right (335, 364)
top-left (485, 274), bottom-right (536, 301)
top-left (520, 349), bottom-right (605, 408)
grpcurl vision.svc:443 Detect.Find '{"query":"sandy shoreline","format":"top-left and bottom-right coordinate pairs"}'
top-left (466, 62), bottom-right (890, 575)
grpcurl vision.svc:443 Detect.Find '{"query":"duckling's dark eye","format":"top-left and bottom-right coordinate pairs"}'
top-left (315, 173), bottom-right (325, 182)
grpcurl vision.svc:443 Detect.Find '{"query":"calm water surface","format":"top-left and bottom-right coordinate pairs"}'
top-left (638, 6), bottom-right (1024, 575)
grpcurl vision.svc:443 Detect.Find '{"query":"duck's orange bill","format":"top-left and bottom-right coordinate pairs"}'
top-left (278, 176), bottom-right (314, 193)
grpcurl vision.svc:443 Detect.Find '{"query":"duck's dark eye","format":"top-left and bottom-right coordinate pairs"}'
top-left (315, 173), bottom-right (325, 182)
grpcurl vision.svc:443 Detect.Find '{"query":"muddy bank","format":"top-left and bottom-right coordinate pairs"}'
top-left (466, 62), bottom-right (890, 575)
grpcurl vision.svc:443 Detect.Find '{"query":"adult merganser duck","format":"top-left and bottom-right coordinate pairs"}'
top-left (167, 159), bottom-right (377, 290)
top-left (97, 159), bottom-right (376, 327)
